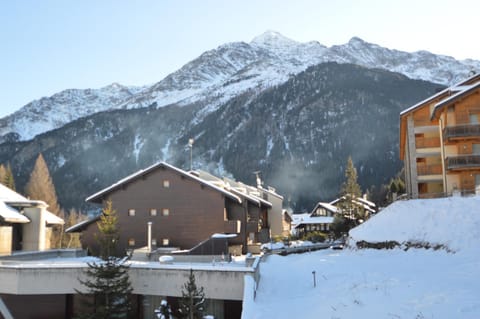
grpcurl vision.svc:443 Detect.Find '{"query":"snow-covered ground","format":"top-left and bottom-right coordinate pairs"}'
top-left (242, 196), bottom-right (480, 319)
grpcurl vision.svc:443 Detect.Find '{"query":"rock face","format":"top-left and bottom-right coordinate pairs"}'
top-left (0, 62), bottom-right (441, 211)
top-left (2, 31), bottom-right (478, 144)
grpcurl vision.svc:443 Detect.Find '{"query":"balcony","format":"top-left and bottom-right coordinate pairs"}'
top-left (443, 124), bottom-right (480, 141)
top-left (224, 220), bottom-right (241, 234)
top-left (417, 163), bottom-right (443, 175)
top-left (446, 155), bottom-right (480, 170)
top-left (415, 136), bottom-right (441, 148)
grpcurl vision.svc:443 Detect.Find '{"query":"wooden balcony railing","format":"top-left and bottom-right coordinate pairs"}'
top-left (446, 155), bottom-right (480, 170)
top-left (415, 137), bottom-right (441, 148)
top-left (443, 124), bottom-right (480, 140)
top-left (417, 163), bottom-right (443, 175)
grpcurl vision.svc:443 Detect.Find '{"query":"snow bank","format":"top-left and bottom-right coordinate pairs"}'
top-left (349, 196), bottom-right (480, 251)
top-left (242, 196), bottom-right (480, 319)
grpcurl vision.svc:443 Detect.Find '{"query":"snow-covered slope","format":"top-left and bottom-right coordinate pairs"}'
top-left (0, 83), bottom-right (145, 142)
top-left (242, 196), bottom-right (480, 319)
top-left (2, 30), bottom-right (480, 142)
top-left (349, 196), bottom-right (480, 252)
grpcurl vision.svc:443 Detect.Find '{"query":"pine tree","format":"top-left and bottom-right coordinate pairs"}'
top-left (4, 163), bottom-right (16, 191)
top-left (0, 164), bottom-right (6, 186)
top-left (0, 163), bottom-right (15, 191)
top-left (25, 153), bottom-right (63, 247)
top-left (76, 201), bottom-right (133, 319)
top-left (178, 269), bottom-right (205, 319)
top-left (339, 156), bottom-right (362, 222)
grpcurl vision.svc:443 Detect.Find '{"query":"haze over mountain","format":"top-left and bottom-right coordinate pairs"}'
top-left (0, 31), bottom-right (474, 210)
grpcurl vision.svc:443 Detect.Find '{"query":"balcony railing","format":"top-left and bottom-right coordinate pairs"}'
top-left (417, 163), bottom-right (443, 175)
top-left (446, 155), bottom-right (480, 170)
top-left (443, 124), bottom-right (480, 140)
top-left (415, 137), bottom-right (441, 148)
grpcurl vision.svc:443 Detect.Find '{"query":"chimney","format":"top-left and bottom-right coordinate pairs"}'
top-left (147, 222), bottom-right (152, 252)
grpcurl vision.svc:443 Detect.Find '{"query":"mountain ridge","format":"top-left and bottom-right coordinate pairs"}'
top-left (1, 31), bottom-right (478, 143)
top-left (0, 62), bottom-right (441, 211)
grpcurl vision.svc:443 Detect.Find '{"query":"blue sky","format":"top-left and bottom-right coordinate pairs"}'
top-left (1, 0), bottom-right (479, 118)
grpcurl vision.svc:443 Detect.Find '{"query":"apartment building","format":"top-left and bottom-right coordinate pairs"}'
top-left (400, 73), bottom-right (480, 198)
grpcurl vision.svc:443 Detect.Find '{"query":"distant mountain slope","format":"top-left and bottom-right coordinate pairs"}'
top-left (0, 83), bottom-right (145, 142)
top-left (1, 31), bottom-right (478, 143)
top-left (0, 63), bottom-right (441, 211)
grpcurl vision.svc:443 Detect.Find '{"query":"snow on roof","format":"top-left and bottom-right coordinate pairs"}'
top-left (86, 162), bottom-right (243, 204)
top-left (44, 210), bottom-right (65, 225)
top-left (311, 202), bottom-right (338, 214)
top-left (349, 196), bottom-right (480, 252)
top-left (329, 196), bottom-right (375, 211)
top-left (294, 216), bottom-right (334, 228)
top-left (0, 183), bottom-right (29, 202)
top-left (400, 73), bottom-right (480, 117)
top-left (291, 212), bottom-right (310, 224)
top-left (354, 197), bottom-right (376, 207)
top-left (399, 87), bottom-right (449, 116)
top-left (211, 233), bottom-right (238, 239)
top-left (431, 81), bottom-right (480, 119)
top-left (65, 215), bottom-right (100, 233)
top-left (0, 201), bottom-right (30, 223)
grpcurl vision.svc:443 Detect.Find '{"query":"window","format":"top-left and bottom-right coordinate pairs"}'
top-left (162, 208), bottom-right (170, 216)
top-left (128, 209), bottom-right (135, 217)
top-left (317, 208), bottom-right (326, 216)
top-left (128, 238), bottom-right (135, 246)
top-left (150, 208), bottom-right (157, 216)
top-left (151, 238), bottom-right (157, 246)
top-left (163, 180), bottom-right (170, 188)
top-left (162, 238), bottom-right (169, 246)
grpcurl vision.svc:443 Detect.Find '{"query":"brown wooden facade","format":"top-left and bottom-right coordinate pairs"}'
top-left (400, 74), bottom-right (480, 198)
top-left (74, 162), bottom-right (272, 255)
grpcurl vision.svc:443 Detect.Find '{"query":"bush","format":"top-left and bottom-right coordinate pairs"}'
top-left (302, 231), bottom-right (328, 243)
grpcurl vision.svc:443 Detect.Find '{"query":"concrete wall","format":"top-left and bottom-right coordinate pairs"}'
top-left (130, 267), bottom-right (248, 300)
top-left (0, 261), bottom-right (257, 301)
top-left (0, 227), bottom-right (12, 255)
top-left (22, 205), bottom-right (47, 251)
top-left (265, 191), bottom-right (283, 238)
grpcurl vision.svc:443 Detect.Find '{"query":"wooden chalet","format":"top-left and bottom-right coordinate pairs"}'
top-left (68, 162), bottom-right (283, 255)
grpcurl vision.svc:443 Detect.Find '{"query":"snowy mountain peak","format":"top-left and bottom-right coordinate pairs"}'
top-left (2, 32), bottom-right (480, 144)
top-left (348, 36), bottom-right (367, 45)
top-left (251, 30), bottom-right (298, 48)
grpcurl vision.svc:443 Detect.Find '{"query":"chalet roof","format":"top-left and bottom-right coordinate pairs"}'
top-left (44, 211), bottom-right (65, 225)
top-left (400, 72), bottom-right (480, 117)
top-left (0, 183), bottom-right (30, 202)
top-left (0, 201), bottom-right (30, 223)
top-left (294, 216), bottom-right (334, 228)
top-left (328, 196), bottom-right (376, 214)
top-left (0, 183), bottom-right (64, 225)
top-left (310, 202), bottom-right (338, 215)
top-left (86, 162), bottom-right (244, 205)
top-left (329, 196), bottom-right (375, 208)
top-left (431, 81), bottom-right (480, 119)
top-left (65, 215), bottom-right (100, 233)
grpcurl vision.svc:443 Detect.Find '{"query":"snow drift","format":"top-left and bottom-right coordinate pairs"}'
top-left (349, 196), bottom-right (480, 252)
